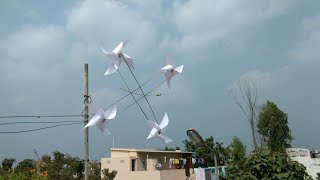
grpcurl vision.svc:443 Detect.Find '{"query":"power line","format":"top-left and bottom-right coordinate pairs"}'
top-left (0, 122), bottom-right (82, 134)
top-left (122, 55), bottom-right (158, 122)
top-left (0, 115), bottom-right (83, 119)
top-left (0, 120), bottom-right (82, 126)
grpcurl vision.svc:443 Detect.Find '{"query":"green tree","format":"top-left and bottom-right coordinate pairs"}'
top-left (257, 101), bottom-right (293, 152)
top-left (229, 137), bottom-right (246, 163)
top-left (102, 168), bottom-right (117, 180)
top-left (88, 161), bottom-right (101, 180)
top-left (14, 159), bottom-right (36, 178)
top-left (44, 151), bottom-right (84, 180)
top-left (1, 158), bottom-right (16, 172)
top-left (226, 148), bottom-right (311, 179)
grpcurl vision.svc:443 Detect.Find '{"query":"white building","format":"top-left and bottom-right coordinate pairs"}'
top-left (287, 148), bottom-right (320, 179)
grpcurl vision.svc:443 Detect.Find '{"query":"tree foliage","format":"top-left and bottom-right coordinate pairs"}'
top-left (163, 146), bottom-right (181, 151)
top-left (14, 159), bottom-right (36, 178)
top-left (183, 136), bottom-right (230, 167)
top-left (0, 150), bottom-right (117, 180)
top-left (229, 136), bottom-right (246, 163)
top-left (102, 168), bottom-right (117, 180)
top-left (1, 158), bottom-right (16, 172)
top-left (226, 148), bottom-right (311, 180)
top-left (257, 101), bottom-right (293, 152)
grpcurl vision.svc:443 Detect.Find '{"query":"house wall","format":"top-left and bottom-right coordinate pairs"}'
top-left (160, 169), bottom-right (187, 180)
top-left (101, 149), bottom-right (194, 180)
top-left (101, 157), bottom-right (131, 178)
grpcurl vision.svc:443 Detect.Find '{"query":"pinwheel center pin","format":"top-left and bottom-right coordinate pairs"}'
top-left (118, 54), bottom-right (122, 58)
top-left (171, 69), bottom-right (174, 73)
top-left (158, 130), bottom-right (161, 134)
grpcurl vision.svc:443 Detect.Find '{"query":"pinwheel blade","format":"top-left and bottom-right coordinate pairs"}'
top-left (146, 120), bottom-right (160, 130)
top-left (81, 114), bottom-right (102, 133)
top-left (158, 134), bottom-right (173, 143)
top-left (104, 64), bottom-right (118, 75)
top-left (123, 53), bottom-right (134, 69)
top-left (166, 54), bottom-right (175, 67)
top-left (104, 104), bottom-right (117, 120)
top-left (159, 113), bottom-right (169, 130)
top-left (174, 65), bottom-right (184, 74)
top-left (147, 128), bottom-right (158, 140)
top-left (91, 104), bottom-right (104, 117)
top-left (165, 74), bottom-right (172, 88)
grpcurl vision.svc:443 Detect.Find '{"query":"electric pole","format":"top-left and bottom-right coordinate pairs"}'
top-left (84, 63), bottom-right (89, 180)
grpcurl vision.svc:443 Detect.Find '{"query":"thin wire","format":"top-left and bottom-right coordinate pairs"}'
top-left (0, 115), bottom-right (83, 119)
top-left (120, 88), bottom-right (161, 96)
top-left (107, 78), bottom-right (152, 109)
top-left (122, 55), bottom-right (158, 122)
top-left (117, 69), bottom-right (149, 120)
top-left (0, 120), bottom-right (82, 126)
top-left (0, 122), bottom-right (82, 134)
top-left (120, 77), bottom-right (169, 115)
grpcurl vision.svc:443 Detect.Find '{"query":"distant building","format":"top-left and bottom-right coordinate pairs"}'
top-left (101, 148), bottom-right (194, 180)
top-left (287, 148), bottom-right (320, 179)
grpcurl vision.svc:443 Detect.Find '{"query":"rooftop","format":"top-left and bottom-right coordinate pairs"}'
top-left (111, 148), bottom-right (194, 154)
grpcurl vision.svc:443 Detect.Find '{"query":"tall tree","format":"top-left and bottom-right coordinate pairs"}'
top-left (228, 78), bottom-right (259, 149)
top-left (228, 137), bottom-right (246, 163)
top-left (257, 101), bottom-right (293, 152)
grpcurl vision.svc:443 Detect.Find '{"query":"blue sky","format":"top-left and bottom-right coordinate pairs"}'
top-left (0, 0), bottom-right (319, 161)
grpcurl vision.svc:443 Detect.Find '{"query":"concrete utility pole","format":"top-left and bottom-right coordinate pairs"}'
top-left (84, 64), bottom-right (89, 180)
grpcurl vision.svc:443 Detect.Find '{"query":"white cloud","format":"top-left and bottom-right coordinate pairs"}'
top-left (66, 0), bottom-right (157, 62)
top-left (4, 25), bottom-right (69, 64)
top-left (238, 66), bottom-right (290, 93)
top-left (91, 87), bottom-right (125, 107)
top-left (162, 0), bottom-right (296, 59)
top-left (0, 25), bottom-right (69, 86)
top-left (289, 14), bottom-right (320, 63)
top-left (2, 60), bottom-right (64, 86)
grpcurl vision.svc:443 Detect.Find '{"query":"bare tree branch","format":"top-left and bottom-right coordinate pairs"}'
top-left (228, 78), bottom-right (259, 149)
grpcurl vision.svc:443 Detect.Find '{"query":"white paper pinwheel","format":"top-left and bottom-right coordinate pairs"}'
top-left (159, 55), bottom-right (184, 88)
top-left (81, 104), bottom-right (117, 135)
top-left (146, 113), bottom-right (173, 143)
top-left (101, 40), bottom-right (134, 75)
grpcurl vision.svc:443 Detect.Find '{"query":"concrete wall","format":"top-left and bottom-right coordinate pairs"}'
top-left (113, 169), bottom-right (186, 180)
top-left (115, 170), bottom-right (160, 180)
top-left (160, 169), bottom-right (186, 180)
top-left (101, 149), bottom-right (193, 179)
top-left (101, 157), bottom-right (131, 178)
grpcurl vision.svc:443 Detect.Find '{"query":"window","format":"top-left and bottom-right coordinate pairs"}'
top-left (131, 159), bottom-right (136, 171)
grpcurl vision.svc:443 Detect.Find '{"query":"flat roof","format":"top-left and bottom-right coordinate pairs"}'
top-left (111, 148), bottom-right (194, 154)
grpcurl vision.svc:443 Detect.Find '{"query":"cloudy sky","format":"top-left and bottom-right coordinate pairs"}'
top-left (0, 0), bottom-right (319, 161)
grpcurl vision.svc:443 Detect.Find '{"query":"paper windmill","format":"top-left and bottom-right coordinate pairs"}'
top-left (82, 104), bottom-right (117, 135)
top-left (146, 113), bottom-right (173, 143)
top-left (159, 55), bottom-right (184, 88)
top-left (101, 40), bottom-right (134, 75)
